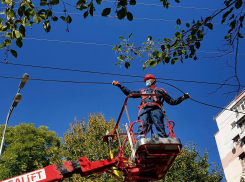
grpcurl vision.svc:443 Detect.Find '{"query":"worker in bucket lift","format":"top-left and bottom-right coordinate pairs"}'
top-left (113, 74), bottom-right (190, 139)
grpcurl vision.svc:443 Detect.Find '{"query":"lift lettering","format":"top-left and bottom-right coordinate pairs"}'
top-left (2, 169), bottom-right (46, 182)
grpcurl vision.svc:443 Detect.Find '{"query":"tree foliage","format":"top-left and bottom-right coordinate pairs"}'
top-left (0, 123), bottom-right (62, 180)
top-left (63, 113), bottom-right (131, 182)
top-left (113, 0), bottom-right (245, 70)
top-left (0, 0), bottom-right (180, 59)
top-left (161, 142), bottom-right (224, 182)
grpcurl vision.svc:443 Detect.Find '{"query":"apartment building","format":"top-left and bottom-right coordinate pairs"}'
top-left (214, 90), bottom-right (245, 181)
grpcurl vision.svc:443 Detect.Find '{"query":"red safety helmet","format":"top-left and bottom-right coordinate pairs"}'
top-left (143, 74), bottom-right (156, 82)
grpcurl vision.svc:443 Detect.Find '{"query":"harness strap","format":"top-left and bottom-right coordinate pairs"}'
top-left (138, 87), bottom-right (167, 116)
top-left (138, 102), bottom-right (162, 116)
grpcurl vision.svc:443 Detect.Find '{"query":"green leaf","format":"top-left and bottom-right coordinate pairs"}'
top-left (84, 11), bottom-right (89, 19)
top-left (66, 15), bottom-right (72, 23)
top-left (176, 18), bottom-right (181, 25)
top-left (148, 36), bottom-right (152, 41)
top-left (186, 23), bottom-right (190, 28)
top-left (16, 39), bottom-right (23, 48)
top-left (33, 13), bottom-right (42, 24)
top-left (119, 36), bottom-right (125, 39)
top-left (117, 8), bottom-right (127, 20)
top-left (40, 0), bottom-right (48, 6)
top-left (96, 0), bottom-right (102, 5)
top-left (14, 30), bottom-right (21, 39)
top-left (18, 6), bottom-right (26, 17)
top-left (129, 0), bottom-right (136, 5)
top-left (43, 20), bottom-right (51, 32)
top-left (235, 0), bottom-right (243, 9)
top-left (171, 58), bottom-right (179, 64)
top-left (52, 16), bottom-right (58, 21)
top-left (129, 33), bottom-right (132, 38)
top-left (27, 21), bottom-right (34, 26)
top-left (89, 3), bottom-right (94, 16)
top-left (10, 49), bottom-right (17, 58)
top-left (206, 23), bottom-right (213, 30)
top-left (0, 18), bottom-right (3, 27)
top-left (60, 16), bottom-right (66, 22)
top-left (101, 8), bottom-right (111, 16)
top-left (115, 62), bottom-right (121, 65)
top-left (238, 32), bottom-right (244, 38)
top-left (6, 9), bottom-right (16, 17)
top-left (161, 45), bottom-right (165, 51)
top-left (175, 0), bottom-right (180, 3)
top-left (50, 0), bottom-right (59, 5)
top-left (112, 46), bottom-right (117, 50)
top-left (127, 12), bottom-right (133, 21)
top-left (19, 25), bottom-right (25, 36)
top-left (150, 60), bottom-right (157, 67)
top-left (224, 34), bottom-right (231, 39)
top-left (165, 57), bottom-right (170, 63)
top-left (125, 62), bottom-right (130, 69)
top-left (195, 41), bottom-right (200, 49)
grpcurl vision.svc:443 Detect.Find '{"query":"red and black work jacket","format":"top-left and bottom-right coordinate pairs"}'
top-left (119, 85), bottom-right (183, 109)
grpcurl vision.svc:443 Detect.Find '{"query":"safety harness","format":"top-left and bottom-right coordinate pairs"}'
top-left (138, 87), bottom-right (167, 116)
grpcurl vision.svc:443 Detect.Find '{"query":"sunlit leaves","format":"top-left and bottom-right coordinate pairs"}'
top-left (60, 15), bottom-right (72, 23)
top-left (43, 20), bottom-right (51, 32)
top-left (33, 13), bottom-right (42, 24)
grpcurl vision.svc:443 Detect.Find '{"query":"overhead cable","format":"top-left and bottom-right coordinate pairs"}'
top-left (0, 75), bottom-right (244, 114)
top-left (0, 2), bottom-right (243, 12)
top-left (1, 61), bottom-right (244, 87)
top-left (103, 1), bottom-right (243, 12)
top-left (24, 37), bottom-right (245, 56)
top-left (53, 11), bottom-right (224, 25)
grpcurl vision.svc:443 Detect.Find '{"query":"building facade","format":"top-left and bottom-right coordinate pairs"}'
top-left (214, 90), bottom-right (245, 182)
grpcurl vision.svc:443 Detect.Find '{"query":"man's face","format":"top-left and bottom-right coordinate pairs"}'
top-left (149, 78), bottom-right (155, 84)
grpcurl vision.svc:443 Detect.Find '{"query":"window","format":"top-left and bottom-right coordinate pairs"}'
top-left (239, 120), bottom-right (245, 133)
top-left (241, 102), bottom-right (245, 111)
top-left (233, 135), bottom-right (240, 145)
top-left (231, 121), bottom-right (236, 129)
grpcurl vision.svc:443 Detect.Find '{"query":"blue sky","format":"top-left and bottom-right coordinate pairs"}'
top-left (1, 0), bottom-right (245, 173)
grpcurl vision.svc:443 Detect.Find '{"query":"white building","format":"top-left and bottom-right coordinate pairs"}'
top-left (214, 90), bottom-right (245, 181)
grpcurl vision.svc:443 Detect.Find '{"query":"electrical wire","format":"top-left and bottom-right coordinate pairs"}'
top-left (1, 2), bottom-right (243, 12)
top-left (1, 61), bottom-right (244, 87)
top-left (0, 75), bottom-right (244, 114)
top-left (103, 1), bottom-right (243, 13)
top-left (157, 80), bottom-right (245, 114)
top-left (23, 37), bottom-right (245, 56)
top-left (52, 12), bottom-right (224, 25)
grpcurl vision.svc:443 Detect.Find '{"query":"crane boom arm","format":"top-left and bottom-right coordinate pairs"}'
top-left (1, 157), bottom-right (117, 182)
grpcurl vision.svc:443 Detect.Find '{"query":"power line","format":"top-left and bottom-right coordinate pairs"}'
top-left (0, 75), bottom-right (244, 114)
top-left (24, 37), bottom-right (245, 56)
top-left (103, 1), bottom-right (243, 12)
top-left (53, 11), bottom-right (224, 25)
top-left (1, 2), bottom-right (243, 12)
top-left (1, 61), bottom-right (244, 87)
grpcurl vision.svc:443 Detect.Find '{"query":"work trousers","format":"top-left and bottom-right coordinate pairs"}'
top-left (138, 106), bottom-right (168, 139)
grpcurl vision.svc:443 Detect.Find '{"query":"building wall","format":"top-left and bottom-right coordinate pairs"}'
top-left (214, 91), bottom-right (245, 181)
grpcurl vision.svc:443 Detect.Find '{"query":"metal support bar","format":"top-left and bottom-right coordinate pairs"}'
top-left (126, 123), bottom-right (135, 160)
